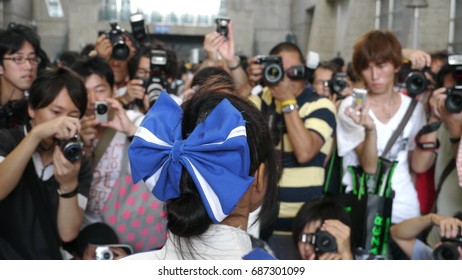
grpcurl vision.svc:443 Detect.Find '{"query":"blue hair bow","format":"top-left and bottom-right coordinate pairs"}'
top-left (128, 91), bottom-right (254, 223)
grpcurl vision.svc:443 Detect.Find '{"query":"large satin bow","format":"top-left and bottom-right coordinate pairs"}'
top-left (128, 91), bottom-right (254, 223)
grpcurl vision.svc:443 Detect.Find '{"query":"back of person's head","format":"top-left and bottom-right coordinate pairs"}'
top-left (269, 42), bottom-right (305, 64)
top-left (71, 56), bottom-right (115, 89)
top-left (191, 67), bottom-right (234, 89)
top-left (55, 51), bottom-right (80, 68)
top-left (64, 222), bottom-right (119, 259)
top-left (292, 196), bottom-right (351, 245)
top-left (80, 43), bottom-right (95, 57)
top-left (352, 29), bottom-right (402, 77)
top-left (164, 78), bottom-right (279, 239)
top-left (346, 62), bottom-right (361, 83)
top-left (28, 67), bottom-right (87, 118)
top-left (329, 57), bottom-right (345, 73)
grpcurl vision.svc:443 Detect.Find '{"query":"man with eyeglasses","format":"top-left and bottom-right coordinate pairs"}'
top-left (122, 44), bottom-right (180, 113)
top-left (246, 42), bottom-right (337, 260)
top-left (0, 23), bottom-right (45, 129)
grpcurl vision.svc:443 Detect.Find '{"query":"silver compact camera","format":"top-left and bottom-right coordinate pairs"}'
top-left (94, 101), bottom-right (109, 123)
top-left (95, 246), bottom-right (113, 260)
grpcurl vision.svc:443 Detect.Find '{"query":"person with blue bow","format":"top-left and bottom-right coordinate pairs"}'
top-left (125, 76), bottom-right (279, 260)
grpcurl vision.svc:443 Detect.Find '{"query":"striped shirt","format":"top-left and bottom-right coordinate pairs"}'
top-left (250, 86), bottom-right (337, 234)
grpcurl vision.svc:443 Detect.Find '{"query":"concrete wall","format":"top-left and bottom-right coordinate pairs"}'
top-left (0, 0), bottom-right (455, 65)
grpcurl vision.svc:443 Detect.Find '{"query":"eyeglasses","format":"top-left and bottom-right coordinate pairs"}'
top-left (3, 56), bottom-right (41, 65)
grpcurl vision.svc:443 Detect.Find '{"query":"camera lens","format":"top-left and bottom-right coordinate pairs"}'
top-left (96, 103), bottom-right (108, 115)
top-left (60, 137), bottom-right (82, 163)
top-left (315, 231), bottom-right (337, 253)
top-left (445, 89), bottom-right (462, 113)
top-left (263, 63), bottom-right (283, 85)
top-left (405, 71), bottom-right (428, 96)
top-left (103, 252), bottom-right (112, 260)
top-left (432, 242), bottom-right (461, 260)
top-left (112, 42), bottom-right (129, 60)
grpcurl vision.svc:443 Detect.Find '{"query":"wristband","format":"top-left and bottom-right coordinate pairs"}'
top-left (227, 55), bottom-right (241, 70)
top-left (57, 186), bottom-right (79, 198)
top-left (450, 137), bottom-right (461, 144)
top-left (280, 99), bottom-right (297, 107)
top-left (415, 121), bottom-right (442, 151)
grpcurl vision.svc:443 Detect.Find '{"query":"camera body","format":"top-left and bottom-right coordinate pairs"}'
top-left (300, 230), bottom-right (337, 253)
top-left (215, 17), bottom-right (230, 38)
top-left (312, 230), bottom-right (337, 253)
top-left (95, 246), bottom-right (113, 260)
top-left (404, 66), bottom-right (430, 96)
top-left (255, 55), bottom-right (284, 86)
top-left (95, 101), bottom-right (109, 123)
top-left (445, 54), bottom-right (462, 113)
top-left (140, 50), bottom-right (168, 106)
top-left (0, 99), bottom-right (28, 128)
top-left (106, 22), bottom-right (130, 60)
top-left (327, 72), bottom-right (348, 95)
top-left (432, 235), bottom-right (462, 260)
top-left (58, 135), bottom-right (83, 163)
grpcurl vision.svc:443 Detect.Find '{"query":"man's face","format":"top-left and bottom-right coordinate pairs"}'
top-left (135, 56), bottom-right (151, 79)
top-left (84, 74), bottom-right (112, 116)
top-left (109, 58), bottom-right (129, 86)
top-left (0, 41), bottom-right (38, 92)
top-left (313, 68), bottom-right (334, 97)
top-left (360, 61), bottom-right (398, 95)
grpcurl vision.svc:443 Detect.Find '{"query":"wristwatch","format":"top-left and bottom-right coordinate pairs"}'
top-left (282, 104), bottom-right (299, 113)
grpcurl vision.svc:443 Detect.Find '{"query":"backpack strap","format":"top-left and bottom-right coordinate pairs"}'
top-left (91, 127), bottom-right (117, 171)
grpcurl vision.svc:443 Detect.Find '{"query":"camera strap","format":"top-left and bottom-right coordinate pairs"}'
top-left (382, 98), bottom-right (418, 158)
top-left (91, 127), bottom-right (117, 171)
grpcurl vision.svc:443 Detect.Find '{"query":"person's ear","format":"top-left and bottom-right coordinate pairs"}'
top-left (249, 162), bottom-right (267, 212)
top-left (27, 105), bottom-right (35, 119)
top-left (0, 64), bottom-right (4, 75)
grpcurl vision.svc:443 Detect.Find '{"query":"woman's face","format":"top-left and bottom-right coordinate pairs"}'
top-left (29, 88), bottom-right (80, 144)
top-left (298, 219), bottom-right (321, 260)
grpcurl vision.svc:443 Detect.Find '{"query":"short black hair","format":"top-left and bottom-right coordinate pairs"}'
top-left (71, 56), bottom-right (115, 90)
top-left (28, 67), bottom-right (87, 118)
top-left (269, 42), bottom-right (305, 65)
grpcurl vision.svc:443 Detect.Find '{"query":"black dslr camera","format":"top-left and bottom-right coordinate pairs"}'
top-left (327, 72), bottom-right (348, 95)
top-left (215, 16), bottom-right (230, 38)
top-left (300, 229), bottom-right (337, 253)
top-left (444, 54), bottom-right (462, 113)
top-left (139, 50), bottom-right (168, 106)
top-left (404, 65), bottom-right (431, 96)
top-left (58, 135), bottom-right (83, 163)
top-left (255, 55), bottom-right (284, 86)
top-left (432, 235), bottom-right (462, 260)
top-left (105, 22), bottom-right (130, 60)
top-left (0, 99), bottom-right (28, 128)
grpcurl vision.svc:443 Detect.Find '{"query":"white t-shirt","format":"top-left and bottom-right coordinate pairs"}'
top-left (84, 131), bottom-right (127, 225)
top-left (337, 94), bottom-right (426, 223)
top-left (123, 224), bottom-right (253, 260)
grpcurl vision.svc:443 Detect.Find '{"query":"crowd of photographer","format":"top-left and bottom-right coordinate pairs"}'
top-left (0, 12), bottom-right (462, 261)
